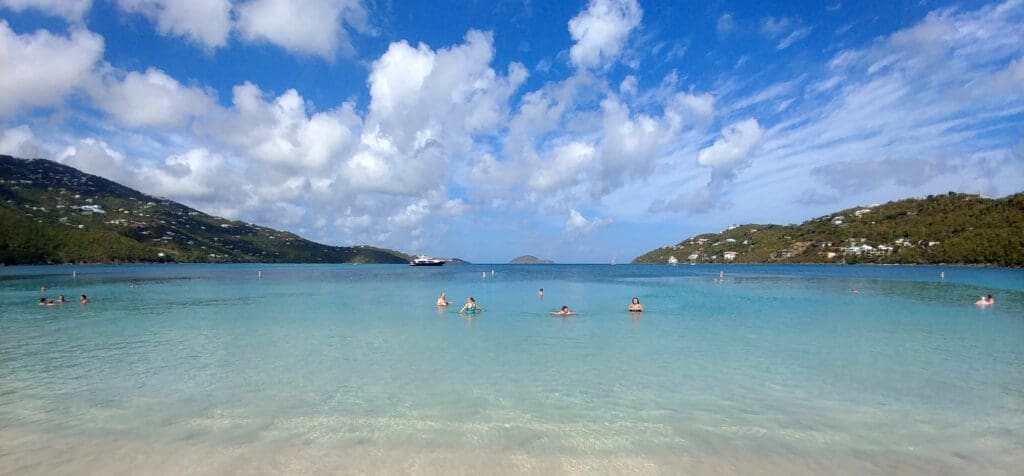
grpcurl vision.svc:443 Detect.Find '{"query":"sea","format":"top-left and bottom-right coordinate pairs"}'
top-left (1, 263), bottom-right (1022, 475)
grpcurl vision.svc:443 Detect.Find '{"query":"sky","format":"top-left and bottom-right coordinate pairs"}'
top-left (1, 0), bottom-right (1022, 263)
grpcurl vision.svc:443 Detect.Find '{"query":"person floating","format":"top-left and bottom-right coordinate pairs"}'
top-left (436, 292), bottom-right (449, 307)
top-left (628, 297), bottom-right (644, 313)
top-left (551, 305), bottom-right (575, 316)
top-left (460, 297), bottom-right (482, 314)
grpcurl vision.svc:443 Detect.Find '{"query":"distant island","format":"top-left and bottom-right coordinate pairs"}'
top-left (509, 255), bottom-right (554, 264)
top-left (633, 191), bottom-right (1024, 267)
top-left (0, 155), bottom-right (410, 265)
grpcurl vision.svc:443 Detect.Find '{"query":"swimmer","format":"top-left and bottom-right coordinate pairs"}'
top-left (39, 297), bottom-right (46, 306)
top-left (459, 297), bottom-right (482, 314)
top-left (538, 288), bottom-right (544, 298)
top-left (551, 305), bottom-right (575, 316)
top-left (628, 297), bottom-right (644, 312)
top-left (57, 295), bottom-right (65, 304)
top-left (46, 299), bottom-right (56, 306)
top-left (851, 288), bottom-right (859, 294)
top-left (437, 292), bottom-right (449, 307)
top-left (41, 286), bottom-right (47, 293)
top-left (79, 294), bottom-right (89, 304)
top-left (976, 294), bottom-right (994, 306)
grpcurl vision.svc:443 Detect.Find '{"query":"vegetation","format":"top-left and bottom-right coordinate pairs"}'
top-left (509, 255), bottom-right (554, 264)
top-left (0, 155), bottom-right (410, 265)
top-left (633, 191), bottom-right (1024, 267)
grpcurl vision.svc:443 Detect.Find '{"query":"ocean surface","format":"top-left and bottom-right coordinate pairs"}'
top-left (1, 264), bottom-right (1022, 475)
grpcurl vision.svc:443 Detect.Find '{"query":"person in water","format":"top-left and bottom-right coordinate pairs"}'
top-left (79, 294), bottom-right (89, 304)
top-left (57, 295), bottom-right (65, 304)
top-left (459, 297), bottom-right (481, 314)
top-left (551, 305), bottom-right (575, 316)
top-left (628, 297), bottom-right (644, 312)
top-left (39, 297), bottom-right (46, 306)
top-left (538, 288), bottom-right (544, 298)
top-left (437, 292), bottom-right (449, 307)
top-left (975, 294), bottom-right (994, 306)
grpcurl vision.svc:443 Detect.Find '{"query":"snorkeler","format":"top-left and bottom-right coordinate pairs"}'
top-left (628, 297), bottom-right (644, 312)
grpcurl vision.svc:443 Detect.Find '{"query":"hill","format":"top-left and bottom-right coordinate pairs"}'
top-left (509, 255), bottom-right (554, 264)
top-left (0, 155), bottom-right (410, 265)
top-left (633, 192), bottom-right (1024, 267)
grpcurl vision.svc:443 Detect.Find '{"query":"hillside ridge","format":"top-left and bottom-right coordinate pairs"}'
top-left (633, 192), bottom-right (1024, 267)
top-left (0, 155), bottom-right (409, 265)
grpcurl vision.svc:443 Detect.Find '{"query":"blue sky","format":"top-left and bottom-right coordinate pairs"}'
top-left (1, 0), bottom-right (1022, 263)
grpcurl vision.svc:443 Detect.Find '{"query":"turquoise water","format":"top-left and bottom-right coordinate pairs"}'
top-left (1, 264), bottom-right (1022, 474)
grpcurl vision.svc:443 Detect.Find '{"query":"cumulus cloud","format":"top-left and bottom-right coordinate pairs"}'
top-left (568, 0), bottom-right (642, 69)
top-left (696, 118), bottom-right (764, 169)
top-left (207, 82), bottom-right (361, 170)
top-left (651, 118), bottom-right (763, 213)
top-left (0, 0), bottom-right (91, 23)
top-left (565, 208), bottom-right (610, 234)
top-left (56, 137), bottom-right (130, 184)
top-left (236, 0), bottom-right (371, 59)
top-left (0, 21), bottom-right (103, 117)
top-left (94, 67), bottom-right (218, 129)
top-left (0, 125), bottom-right (48, 158)
top-left (529, 141), bottom-right (595, 192)
top-left (116, 0), bottom-right (232, 49)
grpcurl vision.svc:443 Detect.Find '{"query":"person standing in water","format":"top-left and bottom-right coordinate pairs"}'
top-left (628, 297), bottom-right (644, 312)
top-left (538, 288), bottom-right (544, 298)
top-left (460, 297), bottom-right (482, 314)
top-left (436, 292), bottom-right (449, 307)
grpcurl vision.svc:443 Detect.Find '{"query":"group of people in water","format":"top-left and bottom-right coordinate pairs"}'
top-left (38, 286), bottom-right (88, 306)
top-left (435, 290), bottom-right (644, 316)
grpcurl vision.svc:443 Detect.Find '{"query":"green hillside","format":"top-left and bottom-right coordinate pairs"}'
top-left (0, 155), bottom-right (410, 265)
top-left (633, 192), bottom-right (1024, 267)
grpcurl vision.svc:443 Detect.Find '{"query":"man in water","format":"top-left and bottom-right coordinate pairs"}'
top-left (436, 292), bottom-right (449, 307)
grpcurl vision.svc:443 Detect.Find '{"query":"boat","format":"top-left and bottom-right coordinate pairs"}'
top-left (409, 255), bottom-right (446, 266)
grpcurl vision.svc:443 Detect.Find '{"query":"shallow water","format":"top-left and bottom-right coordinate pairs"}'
top-left (1, 264), bottom-right (1022, 475)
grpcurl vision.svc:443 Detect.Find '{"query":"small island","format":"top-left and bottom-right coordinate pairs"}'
top-left (509, 255), bottom-right (554, 264)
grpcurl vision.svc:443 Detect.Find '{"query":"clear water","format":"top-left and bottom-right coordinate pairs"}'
top-left (1, 264), bottom-right (1022, 475)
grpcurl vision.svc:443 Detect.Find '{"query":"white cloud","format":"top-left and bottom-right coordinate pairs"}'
top-left (716, 12), bottom-right (735, 36)
top-left (568, 0), bottom-right (642, 69)
top-left (0, 0), bottom-right (91, 23)
top-left (208, 82), bottom-right (361, 170)
top-left (529, 141), bottom-right (595, 191)
top-left (94, 67), bottom-right (218, 129)
top-left (760, 16), bottom-right (793, 37)
top-left (565, 208), bottom-right (610, 234)
top-left (0, 21), bottom-right (103, 117)
top-left (697, 118), bottom-right (765, 169)
top-left (116, 0), bottom-right (232, 49)
top-left (56, 138), bottom-right (130, 183)
top-left (0, 125), bottom-right (48, 158)
top-left (236, 0), bottom-right (370, 59)
top-left (777, 27), bottom-right (811, 50)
